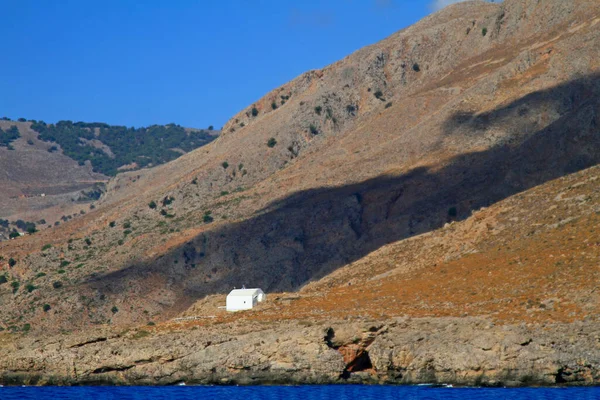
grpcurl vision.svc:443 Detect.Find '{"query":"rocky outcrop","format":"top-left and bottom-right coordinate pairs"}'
top-left (1, 317), bottom-right (599, 386)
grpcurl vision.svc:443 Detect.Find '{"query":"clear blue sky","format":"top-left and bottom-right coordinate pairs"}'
top-left (0, 0), bottom-right (447, 129)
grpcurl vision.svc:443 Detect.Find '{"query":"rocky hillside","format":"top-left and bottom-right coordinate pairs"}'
top-left (0, 0), bottom-right (599, 385)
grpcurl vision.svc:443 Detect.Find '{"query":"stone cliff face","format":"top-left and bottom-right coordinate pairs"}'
top-left (1, 318), bottom-right (599, 386)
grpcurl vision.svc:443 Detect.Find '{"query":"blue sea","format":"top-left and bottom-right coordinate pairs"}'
top-left (0, 386), bottom-right (598, 400)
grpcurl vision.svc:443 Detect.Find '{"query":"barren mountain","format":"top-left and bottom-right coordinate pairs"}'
top-left (0, 0), bottom-right (599, 386)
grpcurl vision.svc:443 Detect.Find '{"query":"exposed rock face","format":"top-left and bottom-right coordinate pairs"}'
top-left (1, 318), bottom-right (599, 386)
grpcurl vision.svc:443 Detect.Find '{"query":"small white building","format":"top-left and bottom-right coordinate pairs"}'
top-left (226, 288), bottom-right (266, 311)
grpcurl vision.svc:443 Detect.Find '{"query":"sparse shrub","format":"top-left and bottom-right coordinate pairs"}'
top-left (42, 244), bottom-right (52, 251)
top-left (238, 163), bottom-right (244, 171)
top-left (147, 321), bottom-right (155, 326)
top-left (27, 139), bottom-right (34, 145)
top-left (35, 272), bottom-right (46, 278)
top-left (346, 104), bottom-right (356, 114)
top-left (57, 269), bottom-right (65, 274)
top-left (162, 196), bottom-right (175, 206)
top-left (111, 306), bottom-right (119, 314)
top-left (412, 63), bottom-right (420, 72)
top-left (385, 102), bottom-right (393, 109)
top-left (374, 90), bottom-right (384, 100)
top-left (160, 209), bottom-right (167, 216)
top-left (84, 238), bottom-right (92, 246)
top-left (25, 283), bottom-right (36, 293)
top-left (22, 323), bottom-right (31, 332)
top-left (123, 222), bottom-right (131, 229)
top-left (60, 260), bottom-right (71, 268)
top-left (251, 107), bottom-right (259, 117)
top-left (148, 201), bottom-right (157, 209)
top-left (123, 229), bottom-right (132, 236)
top-left (314, 106), bottom-right (322, 115)
top-left (118, 239), bottom-right (124, 245)
top-left (191, 178), bottom-right (198, 185)
top-left (448, 206), bottom-right (458, 218)
top-left (8, 258), bottom-right (16, 267)
top-left (267, 138), bottom-right (277, 148)
top-left (309, 125), bottom-right (319, 135)
top-left (11, 281), bottom-right (19, 293)
top-left (482, 27), bottom-right (487, 36)
top-left (220, 191), bottom-right (229, 196)
top-left (43, 304), bottom-right (51, 312)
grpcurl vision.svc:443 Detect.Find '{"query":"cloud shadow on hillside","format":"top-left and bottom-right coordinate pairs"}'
top-left (86, 72), bottom-right (600, 315)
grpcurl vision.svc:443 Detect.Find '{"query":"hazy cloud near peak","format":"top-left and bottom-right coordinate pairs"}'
top-left (429, 0), bottom-right (470, 11)
top-left (430, 0), bottom-right (501, 12)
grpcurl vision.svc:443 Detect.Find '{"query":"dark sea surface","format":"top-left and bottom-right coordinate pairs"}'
top-left (0, 385), bottom-right (599, 400)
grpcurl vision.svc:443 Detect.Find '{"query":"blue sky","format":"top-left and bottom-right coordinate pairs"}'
top-left (0, 0), bottom-right (465, 129)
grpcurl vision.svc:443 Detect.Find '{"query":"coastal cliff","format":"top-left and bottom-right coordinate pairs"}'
top-left (1, 318), bottom-right (599, 386)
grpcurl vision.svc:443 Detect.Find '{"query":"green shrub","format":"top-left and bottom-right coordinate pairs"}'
top-left (0, 275), bottom-right (7, 284)
top-left (84, 238), bottom-right (92, 246)
top-left (52, 281), bottom-right (63, 289)
top-left (57, 269), bottom-right (65, 274)
top-left (374, 90), bottom-right (383, 99)
top-left (60, 260), bottom-right (71, 268)
top-left (41, 244), bottom-right (52, 251)
top-left (8, 258), bottom-right (16, 267)
top-left (267, 138), bottom-right (277, 148)
top-left (220, 191), bottom-right (229, 196)
top-left (35, 272), bottom-right (46, 278)
top-left (314, 106), bottom-right (322, 115)
top-left (109, 221), bottom-right (116, 227)
top-left (385, 102), bottom-right (393, 109)
top-left (413, 63), bottom-right (420, 72)
top-left (25, 283), bottom-right (36, 293)
top-left (22, 323), bottom-right (31, 332)
top-left (148, 201), bottom-right (157, 209)
top-left (111, 306), bottom-right (119, 314)
top-left (309, 125), bottom-right (319, 135)
top-left (271, 102), bottom-right (278, 110)
top-left (251, 107), bottom-right (259, 117)
top-left (43, 304), bottom-right (51, 312)
top-left (123, 222), bottom-right (131, 229)
top-left (482, 27), bottom-right (487, 36)
top-left (222, 161), bottom-right (229, 169)
top-left (11, 281), bottom-right (19, 293)
top-left (9, 231), bottom-right (20, 239)
top-left (448, 206), bottom-right (458, 218)
top-left (203, 211), bottom-right (214, 224)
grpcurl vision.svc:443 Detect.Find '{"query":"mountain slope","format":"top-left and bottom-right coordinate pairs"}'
top-left (0, 120), bottom-right (217, 237)
top-left (0, 0), bottom-right (599, 336)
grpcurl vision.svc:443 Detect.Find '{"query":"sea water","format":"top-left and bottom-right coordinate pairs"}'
top-left (0, 385), bottom-right (598, 400)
